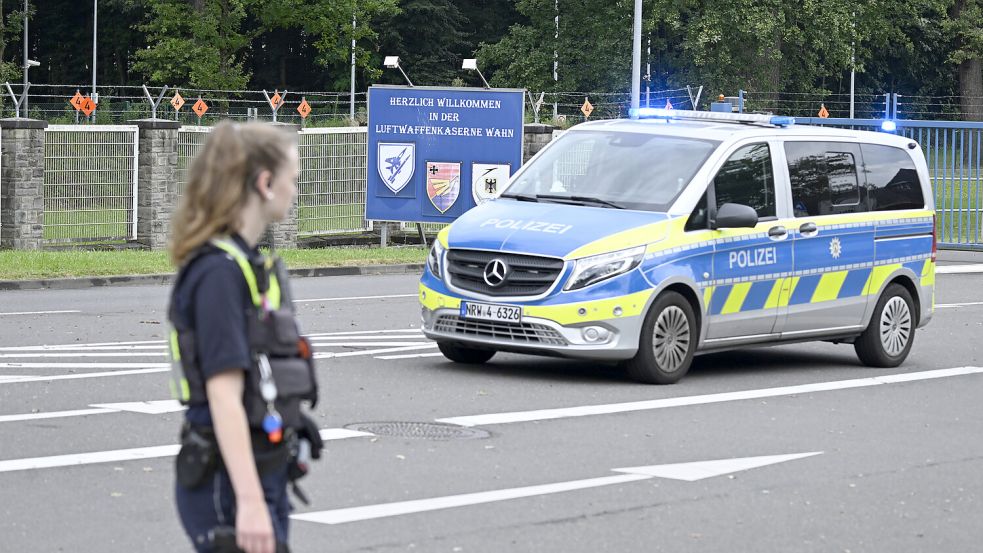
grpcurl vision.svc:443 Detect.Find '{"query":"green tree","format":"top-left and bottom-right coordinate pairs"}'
top-left (946, 0), bottom-right (983, 119)
top-left (0, 0), bottom-right (30, 83)
top-left (133, 0), bottom-right (255, 89)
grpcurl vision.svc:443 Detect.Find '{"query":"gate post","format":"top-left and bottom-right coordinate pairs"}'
top-left (266, 122), bottom-right (300, 250)
top-left (131, 119), bottom-right (181, 250)
top-left (0, 118), bottom-right (47, 250)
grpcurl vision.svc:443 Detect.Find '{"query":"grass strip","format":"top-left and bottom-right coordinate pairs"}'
top-left (0, 246), bottom-right (427, 281)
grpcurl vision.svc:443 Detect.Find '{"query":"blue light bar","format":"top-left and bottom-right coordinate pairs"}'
top-left (881, 120), bottom-right (898, 132)
top-left (630, 108), bottom-right (795, 127)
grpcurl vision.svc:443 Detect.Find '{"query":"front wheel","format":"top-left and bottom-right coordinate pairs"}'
top-left (854, 283), bottom-right (916, 367)
top-left (621, 291), bottom-right (697, 384)
top-left (437, 342), bottom-right (496, 364)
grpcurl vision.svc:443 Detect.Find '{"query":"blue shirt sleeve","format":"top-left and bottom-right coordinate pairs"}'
top-left (192, 257), bottom-right (252, 379)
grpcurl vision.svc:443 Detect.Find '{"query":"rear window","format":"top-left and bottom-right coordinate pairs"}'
top-left (861, 144), bottom-right (925, 211)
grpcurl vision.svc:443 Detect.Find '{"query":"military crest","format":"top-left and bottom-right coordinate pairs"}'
top-left (471, 163), bottom-right (510, 205)
top-left (377, 142), bottom-right (415, 193)
top-left (426, 162), bottom-right (461, 213)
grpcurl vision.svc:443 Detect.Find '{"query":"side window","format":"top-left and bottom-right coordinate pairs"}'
top-left (786, 142), bottom-right (865, 217)
top-left (712, 143), bottom-right (776, 219)
top-left (861, 144), bottom-right (925, 211)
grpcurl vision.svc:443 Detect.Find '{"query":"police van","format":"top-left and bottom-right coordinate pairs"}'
top-left (419, 109), bottom-right (936, 383)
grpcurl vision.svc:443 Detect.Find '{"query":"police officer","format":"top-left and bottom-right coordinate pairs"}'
top-left (167, 121), bottom-right (321, 553)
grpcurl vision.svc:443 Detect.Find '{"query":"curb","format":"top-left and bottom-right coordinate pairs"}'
top-left (0, 263), bottom-right (425, 292)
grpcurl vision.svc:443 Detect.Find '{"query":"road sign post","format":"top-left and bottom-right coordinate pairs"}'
top-left (263, 89), bottom-right (288, 123)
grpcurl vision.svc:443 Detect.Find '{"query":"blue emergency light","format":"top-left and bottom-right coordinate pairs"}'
top-left (629, 108), bottom-right (795, 127)
top-left (880, 120), bottom-right (898, 132)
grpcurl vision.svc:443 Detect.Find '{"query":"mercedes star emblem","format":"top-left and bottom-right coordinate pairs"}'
top-left (483, 258), bottom-right (509, 287)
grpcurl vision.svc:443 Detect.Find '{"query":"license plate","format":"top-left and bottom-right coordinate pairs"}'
top-left (460, 301), bottom-right (522, 323)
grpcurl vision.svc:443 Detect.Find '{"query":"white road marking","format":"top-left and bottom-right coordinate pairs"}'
top-left (0, 368), bottom-right (168, 385)
top-left (296, 294), bottom-right (418, 303)
top-left (310, 341), bottom-right (432, 348)
top-left (292, 474), bottom-right (651, 525)
top-left (936, 301), bottom-right (983, 308)
top-left (0, 352), bottom-right (168, 358)
top-left (0, 310), bottom-right (82, 316)
top-left (89, 400), bottom-right (185, 415)
top-left (376, 352), bottom-right (445, 360)
top-left (436, 366), bottom-right (983, 427)
top-left (0, 362), bottom-right (169, 369)
top-left (0, 345), bottom-right (167, 352)
top-left (314, 344), bottom-right (437, 359)
top-left (0, 408), bottom-right (114, 423)
top-left (0, 428), bottom-right (373, 473)
top-left (937, 264), bottom-right (983, 274)
top-left (292, 452), bottom-right (821, 525)
top-left (304, 329), bottom-right (422, 338)
top-left (612, 452), bottom-right (823, 481)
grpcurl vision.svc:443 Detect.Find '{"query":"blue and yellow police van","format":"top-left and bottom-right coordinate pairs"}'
top-left (419, 109), bottom-right (936, 383)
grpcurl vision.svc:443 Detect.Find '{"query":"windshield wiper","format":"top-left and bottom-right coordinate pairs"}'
top-left (536, 194), bottom-right (625, 209)
top-left (499, 193), bottom-right (540, 202)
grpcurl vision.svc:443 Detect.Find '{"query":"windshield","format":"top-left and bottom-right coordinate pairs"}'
top-left (503, 130), bottom-right (718, 212)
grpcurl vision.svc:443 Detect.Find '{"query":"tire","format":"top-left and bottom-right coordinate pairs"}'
top-left (621, 291), bottom-right (697, 384)
top-left (437, 342), bottom-right (496, 364)
top-left (854, 283), bottom-right (916, 368)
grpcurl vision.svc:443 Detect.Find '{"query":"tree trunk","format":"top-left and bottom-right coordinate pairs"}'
top-left (958, 58), bottom-right (983, 121)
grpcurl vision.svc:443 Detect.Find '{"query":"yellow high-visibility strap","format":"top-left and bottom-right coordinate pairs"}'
top-left (209, 237), bottom-right (281, 310)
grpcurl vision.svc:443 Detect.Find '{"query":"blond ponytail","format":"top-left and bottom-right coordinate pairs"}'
top-left (168, 121), bottom-right (296, 266)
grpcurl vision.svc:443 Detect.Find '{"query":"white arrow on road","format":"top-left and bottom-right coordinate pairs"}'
top-left (0, 400), bottom-right (185, 423)
top-left (291, 452), bottom-right (823, 525)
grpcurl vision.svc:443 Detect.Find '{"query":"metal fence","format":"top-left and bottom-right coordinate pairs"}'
top-left (43, 125), bottom-right (138, 243)
top-left (175, 126), bottom-right (373, 235)
top-left (798, 117), bottom-right (983, 250)
top-left (297, 128), bottom-right (371, 235)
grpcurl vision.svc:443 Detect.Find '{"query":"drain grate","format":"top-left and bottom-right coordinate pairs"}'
top-left (345, 421), bottom-right (490, 441)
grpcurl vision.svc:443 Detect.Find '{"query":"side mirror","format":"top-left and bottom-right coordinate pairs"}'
top-left (712, 203), bottom-right (758, 229)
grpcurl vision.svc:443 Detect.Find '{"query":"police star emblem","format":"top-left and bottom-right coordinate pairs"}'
top-left (829, 237), bottom-right (842, 259)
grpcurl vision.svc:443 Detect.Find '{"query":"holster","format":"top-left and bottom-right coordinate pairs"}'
top-left (175, 424), bottom-right (292, 490)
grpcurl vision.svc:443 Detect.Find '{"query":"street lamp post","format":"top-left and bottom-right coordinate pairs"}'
top-left (630, 0), bottom-right (641, 117)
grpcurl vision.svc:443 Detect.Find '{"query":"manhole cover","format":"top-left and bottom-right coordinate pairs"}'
top-left (345, 421), bottom-right (490, 441)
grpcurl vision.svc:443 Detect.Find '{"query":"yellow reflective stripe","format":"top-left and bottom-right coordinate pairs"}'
top-left (169, 329), bottom-right (181, 361)
top-left (703, 285), bottom-right (715, 313)
top-left (169, 378), bottom-right (191, 402)
top-left (524, 289), bottom-right (652, 325)
top-left (865, 263), bottom-right (902, 296)
top-left (420, 283), bottom-right (652, 325)
top-left (764, 278), bottom-right (787, 309)
top-left (811, 271), bottom-right (849, 303)
top-left (210, 238), bottom-right (262, 307)
top-left (721, 282), bottom-right (751, 315)
top-left (420, 283), bottom-right (462, 311)
top-left (921, 260), bottom-right (936, 287)
top-left (437, 227), bottom-right (450, 248)
top-left (779, 277), bottom-right (800, 307)
top-left (266, 259), bottom-right (282, 309)
top-left (565, 221), bottom-right (669, 260)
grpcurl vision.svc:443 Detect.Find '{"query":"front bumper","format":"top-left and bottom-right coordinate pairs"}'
top-left (419, 283), bottom-right (650, 361)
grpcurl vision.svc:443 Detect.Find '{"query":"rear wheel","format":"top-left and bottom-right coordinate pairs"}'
top-left (437, 342), bottom-right (496, 364)
top-left (621, 291), bottom-right (697, 384)
top-left (854, 283), bottom-right (915, 367)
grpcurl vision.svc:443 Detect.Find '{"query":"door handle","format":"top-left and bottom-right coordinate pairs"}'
top-left (768, 226), bottom-right (788, 240)
top-left (799, 222), bottom-right (818, 237)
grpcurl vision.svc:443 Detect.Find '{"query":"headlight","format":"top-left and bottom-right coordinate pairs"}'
top-left (427, 241), bottom-right (445, 278)
top-left (564, 246), bottom-right (645, 291)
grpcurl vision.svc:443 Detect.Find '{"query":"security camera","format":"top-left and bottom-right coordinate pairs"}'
top-left (25, 59), bottom-right (40, 68)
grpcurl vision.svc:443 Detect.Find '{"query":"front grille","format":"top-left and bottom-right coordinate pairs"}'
top-left (447, 249), bottom-right (564, 297)
top-left (434, 315), bottom-right (567, 346)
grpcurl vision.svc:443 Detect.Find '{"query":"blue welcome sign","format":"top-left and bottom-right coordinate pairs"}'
top-left (366, 85), bottom-right (524, 223)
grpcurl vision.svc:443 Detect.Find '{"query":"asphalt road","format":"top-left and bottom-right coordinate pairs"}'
top-left (1, 269), bottom-right (981, 552)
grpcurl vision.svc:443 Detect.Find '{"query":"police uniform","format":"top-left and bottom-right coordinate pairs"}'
top-left (168, 234), bottom-right (319, 553)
